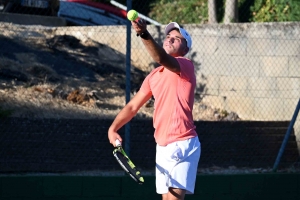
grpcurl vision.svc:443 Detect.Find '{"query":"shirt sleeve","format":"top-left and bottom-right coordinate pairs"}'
top-left (177, 57), bottom-right (195, 81)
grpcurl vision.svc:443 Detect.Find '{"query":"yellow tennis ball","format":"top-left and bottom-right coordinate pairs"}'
top-left (127, 10), bottom-right (138, 21)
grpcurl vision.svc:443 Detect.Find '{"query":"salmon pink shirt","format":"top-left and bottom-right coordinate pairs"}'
top-left (139, 57), bottom-right (197, 146)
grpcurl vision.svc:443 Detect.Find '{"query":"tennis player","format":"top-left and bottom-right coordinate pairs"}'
top-left (108, 20), bottom-right (201, 200)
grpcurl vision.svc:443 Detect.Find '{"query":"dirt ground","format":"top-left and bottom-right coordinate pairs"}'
top-left (0, 23), bottom-right (237, 121)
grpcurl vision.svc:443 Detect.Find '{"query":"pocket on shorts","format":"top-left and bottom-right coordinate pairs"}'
top-left (170, 144), bottom-right (183, 162)
top-left (173, 137), bottom-right (200, 162)
top-left (157, 137), bottom-right (200, 164)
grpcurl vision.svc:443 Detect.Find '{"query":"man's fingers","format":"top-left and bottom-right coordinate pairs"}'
top-left (137, 19), bottom-right (144, 25)
top-left (109, 137), bottom-right (122, 147)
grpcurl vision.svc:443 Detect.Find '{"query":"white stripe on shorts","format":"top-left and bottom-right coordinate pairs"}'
top-left (155, 136), bottom-right (201, 194)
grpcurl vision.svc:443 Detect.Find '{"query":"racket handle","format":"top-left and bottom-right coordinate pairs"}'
top-left (115, 139), bottom-right (121, 147)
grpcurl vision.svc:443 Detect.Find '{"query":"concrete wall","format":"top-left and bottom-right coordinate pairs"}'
top-left (3, 22), bottom-right (300, 143)
top-left (188, 23), bottom-right (300, 121)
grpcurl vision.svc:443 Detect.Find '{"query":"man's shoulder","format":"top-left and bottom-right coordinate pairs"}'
top-left (175, 56), bottom-right (193, 67)
top-left (175, 56), bottom-right (192, 62)
top-left (175, 56), bottom-right (194, 69)
top-left (175, 57), bottom-right (195, 81)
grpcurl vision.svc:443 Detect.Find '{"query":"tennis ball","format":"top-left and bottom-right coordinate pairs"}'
top-left (127, 10), bottom-right (138, 21)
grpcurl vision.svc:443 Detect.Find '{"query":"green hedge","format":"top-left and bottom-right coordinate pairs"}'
top-left (100, 0), bottom-right (300, 23)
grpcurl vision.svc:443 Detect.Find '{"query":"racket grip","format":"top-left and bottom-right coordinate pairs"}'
top-left (115, 139), bottom-right (121, 147)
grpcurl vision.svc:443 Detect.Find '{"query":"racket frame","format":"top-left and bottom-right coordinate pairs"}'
top-left (113, 140), bottom-right (144, 184)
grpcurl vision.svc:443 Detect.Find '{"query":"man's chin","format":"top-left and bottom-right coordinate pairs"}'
top-left (165, 49), bottom-right (174, 55)
top-left (164, 46), bottom-right (173, 52)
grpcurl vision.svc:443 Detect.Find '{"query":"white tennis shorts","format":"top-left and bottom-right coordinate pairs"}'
top-left (155, 136), bottom-right (201, 194)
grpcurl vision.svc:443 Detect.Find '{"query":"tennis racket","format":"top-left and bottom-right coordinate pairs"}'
top-left (113, 139), bottom-right (144, 184)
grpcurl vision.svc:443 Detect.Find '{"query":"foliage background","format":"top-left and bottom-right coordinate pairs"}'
top-left (100, 0), bottom-right (300, 24)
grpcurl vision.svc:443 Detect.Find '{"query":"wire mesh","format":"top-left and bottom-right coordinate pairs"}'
top-left (0, 0), bottom-right (299, 175)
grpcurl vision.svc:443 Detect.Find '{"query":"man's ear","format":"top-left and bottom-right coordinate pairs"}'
top-left (184, 47), bottom-right (189, 55)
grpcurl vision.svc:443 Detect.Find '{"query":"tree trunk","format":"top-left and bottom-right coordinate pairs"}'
top-left (224, 0), bottom-right (238, 23)
top-left (208, 0), bottom-right (217, 24)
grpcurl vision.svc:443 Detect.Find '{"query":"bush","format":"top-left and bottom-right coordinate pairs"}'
top-left (250, 0), bottom-right (300, 22)
top-left (148, 0), bottom-right (208, 24)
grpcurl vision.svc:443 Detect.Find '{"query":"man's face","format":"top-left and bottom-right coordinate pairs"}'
top-left (163, 29), bottom-right (189, 57)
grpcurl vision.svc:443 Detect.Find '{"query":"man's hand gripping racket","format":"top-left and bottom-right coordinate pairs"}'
top-left (113, 139), bottom-right (144, 184)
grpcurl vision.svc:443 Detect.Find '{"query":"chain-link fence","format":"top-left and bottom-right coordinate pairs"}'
top-left (0, 0), bottom-right (299, 175)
